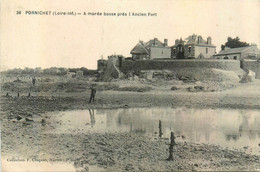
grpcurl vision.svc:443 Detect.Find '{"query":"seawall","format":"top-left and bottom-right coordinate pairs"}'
top-left (120, 59), bottom-right (241, 73)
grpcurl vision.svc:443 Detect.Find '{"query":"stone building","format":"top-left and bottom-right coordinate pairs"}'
top-left (213, 45), bottom-right (260, 60)
top-left (171, 34), bottom-right (216, 59)
top-left (97, 55), bottom-right (125, 72)
top-left (130, 38), bottom-right (171, 60)
top-left (97, 59), bottom-right (107, 72)
top-left (107, 55), bottom-right (124, 67)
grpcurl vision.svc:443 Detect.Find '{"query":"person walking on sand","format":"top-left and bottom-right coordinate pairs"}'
top-left (88, 85), bottom-right (96, 103)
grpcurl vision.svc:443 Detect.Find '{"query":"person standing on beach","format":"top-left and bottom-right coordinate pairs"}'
top-left (89, 85), bottom-right (96, 103)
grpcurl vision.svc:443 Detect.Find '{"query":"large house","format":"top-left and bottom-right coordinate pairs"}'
top-left (213, 45), bottom-right (260, 60)
top-left (171, 34), bottom-right (216, 59)
top-left (130, 38), bottom-right (171, 60)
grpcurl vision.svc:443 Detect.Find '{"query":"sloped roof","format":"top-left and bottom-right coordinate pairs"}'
top-left (130, 42), bottom-right (149, 54)
top-left (185, 34), bottom-right (215, 47)
top-left (131, 38), bottom-right (167, 54)
top-left (144, 39), bottom-right (165, 48)
top-left (185, 35), bottom-right (198, 44)
top-left (217, 46), bottom-right (251, 55)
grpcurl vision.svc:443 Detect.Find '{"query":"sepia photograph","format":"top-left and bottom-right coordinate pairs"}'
top-left (0, 0), bottom-right (260, 171)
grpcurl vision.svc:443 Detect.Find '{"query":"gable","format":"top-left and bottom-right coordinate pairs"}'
top-left (144, 39), bottom-right (165, 48)
top-left (130, 42), bottom-right (149, 54)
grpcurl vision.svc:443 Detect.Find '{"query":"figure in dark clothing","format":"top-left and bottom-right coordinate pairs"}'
top-left (17, 92), bottom-right (20, 98)
top-left (88, 85), bottom-right (96, 103)
top-left (32, 77), bottom-right (36, 86)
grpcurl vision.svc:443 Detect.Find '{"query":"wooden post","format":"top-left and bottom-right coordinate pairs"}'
top-left (167, 132), bottom-right (176, 161)
top-left (159, 120), bottom-right (162, 138)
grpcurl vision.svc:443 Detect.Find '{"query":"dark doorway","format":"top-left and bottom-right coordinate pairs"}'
top-left (176, 44), bottom-right (185, 59)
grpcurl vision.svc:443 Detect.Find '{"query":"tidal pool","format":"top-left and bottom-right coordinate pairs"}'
top-left (45, 107), bottom-right (260, 154)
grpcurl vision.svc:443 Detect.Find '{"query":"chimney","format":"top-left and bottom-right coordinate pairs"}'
top-left (154, 38), bottom-right (158, 46)
top-left (164, 39), bottom-right (168, 47)
top-left (198, 36), bottom-right (202, 44)
top-left (207, 37), bottom-right (212, 45)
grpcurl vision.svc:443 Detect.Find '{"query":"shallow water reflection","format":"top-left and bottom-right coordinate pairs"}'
top-left (48, 107), bottom-right (260, 154)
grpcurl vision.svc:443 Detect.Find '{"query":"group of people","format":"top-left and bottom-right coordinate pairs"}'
top-left (6, 75), bottom-right (97, 103)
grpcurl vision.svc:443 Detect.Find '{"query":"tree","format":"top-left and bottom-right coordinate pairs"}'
top-left (221, 37), bottom-right (249, 50)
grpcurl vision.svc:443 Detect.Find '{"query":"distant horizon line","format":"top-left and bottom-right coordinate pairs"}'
top-left (0, 66), bottom-right (98, 72)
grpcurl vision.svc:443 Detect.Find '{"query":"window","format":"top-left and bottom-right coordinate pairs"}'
top-left (206, 48), bottom-right (208, 54)
top-left (188, 46), bottom-right (192, 53)
top-left (173, 48), bottom-right (176, 55)
top-left (233, 56), bottom-right (237, 60)
top-left (224, 56), bottom-right (228, 59)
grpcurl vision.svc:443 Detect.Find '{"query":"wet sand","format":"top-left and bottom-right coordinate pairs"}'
top-left (1, 81), bottom-right (260, 171)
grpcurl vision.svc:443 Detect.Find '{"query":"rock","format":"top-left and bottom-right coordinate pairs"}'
top-left (84, 166), bottom-right (89, 171)
top-left (240, 75), bottom-right (252, 83)
top-left (171, 86), bottom-right (178, 90)
top-left (125, 164), bottom-right (134, 171)
top-left (11, 119), bottom-right (17, 123)
top-left (194, 86), bottom-right (205, 91)
top-left (187, 87), bottom-right (193, 91)
top-left (16, 115), bottom-right (22, 121)
top-left (22, 122), bottom-right (30, 126)
top-left (25, 118), bottom-right (33, 122)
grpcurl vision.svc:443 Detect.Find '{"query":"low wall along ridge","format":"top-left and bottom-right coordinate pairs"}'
top-left (120, 59), bottom-right (241, 73)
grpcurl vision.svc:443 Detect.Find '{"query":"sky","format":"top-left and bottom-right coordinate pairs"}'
top-left (1, 0), bottom-right (260, 70)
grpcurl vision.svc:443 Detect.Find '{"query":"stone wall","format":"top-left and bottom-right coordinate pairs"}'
top-left (120, 59), bottom-right (241, 73)
top-left (243, 60), bottom-right (258, 73)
